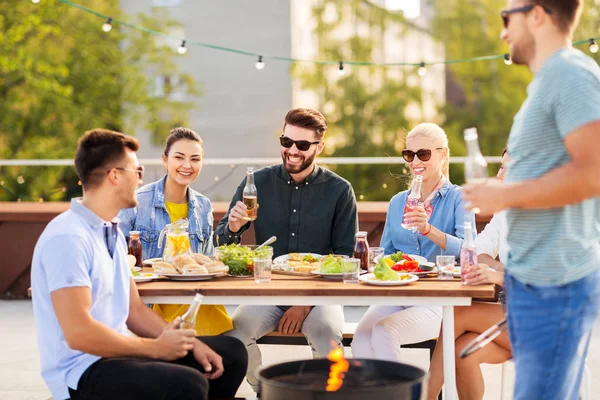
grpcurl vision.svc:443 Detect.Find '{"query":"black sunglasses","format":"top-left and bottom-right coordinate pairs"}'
top-left (280, 136), bottom-right (321, 151)
top-left (501, 3), bottom-right (552, 28)
top-left (401, 148), bottom-right (444, 163)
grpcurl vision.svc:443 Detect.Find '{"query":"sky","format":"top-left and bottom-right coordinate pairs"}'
top-left (385, 0), bottom-right (421, 19)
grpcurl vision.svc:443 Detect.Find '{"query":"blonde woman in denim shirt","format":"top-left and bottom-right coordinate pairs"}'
top-left (119, 127), bottom-right (233, 336)
top-left (352, 123), bottom-right (473, 361)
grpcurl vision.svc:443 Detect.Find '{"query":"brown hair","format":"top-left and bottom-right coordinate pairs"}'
top-left (283, 108), bottom-right (328, 140)
top-left (163, 127), bottom-right (204, 157)
top-left (75, 129), bottom-right (139, 189)
top-left (537, 0), bottom-right (583, 33)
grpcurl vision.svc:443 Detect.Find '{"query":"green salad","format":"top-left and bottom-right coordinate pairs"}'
top-left (216, 244), bottom-right (272, 276)
top-left (320, 255), bottom-right (344, 273)
top-left (374, 258), bottom-right (400, 281)
top-left (386, 251), bottom-right (405, 263)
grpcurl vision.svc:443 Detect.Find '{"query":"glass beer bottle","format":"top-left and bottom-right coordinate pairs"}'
top-left (460, 222), bottom-right (477, 285)
top-left (464, 128), bottom-right (488, 184)
top-left (353, 232), bottom-right (370, 271)
top-left (180, 293), bottom-right (204, 330)
top-left (128, 231), bottom-right (143, 268)
top-left (243, 167), bottom-right (258, 221)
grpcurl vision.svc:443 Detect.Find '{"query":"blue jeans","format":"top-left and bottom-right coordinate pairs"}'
top-left (506, 268), bottom-right (600, 400)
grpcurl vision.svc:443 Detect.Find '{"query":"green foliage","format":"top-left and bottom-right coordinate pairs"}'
top-left (0, 0), bottom-right (199, 201)
top-left (293, 0), bottom-right (421, 200)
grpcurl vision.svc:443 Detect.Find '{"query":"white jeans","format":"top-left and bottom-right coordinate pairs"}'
top-left (225, 305), bottom-right (344, 391)
top-left (351, 305), bottom-right (442, 362)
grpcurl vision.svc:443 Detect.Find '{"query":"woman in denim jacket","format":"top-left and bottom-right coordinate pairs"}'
top-left (119, 127), bottom-right (233, 336)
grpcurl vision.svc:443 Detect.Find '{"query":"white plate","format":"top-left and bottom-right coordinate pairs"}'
top-left (310, 270), bottom-right (344, 279)
top-left (131, 266), bottom-right (142, 272)
top-left (273, 253), bottom-right (323, 264)
top-left (373, 253), bottom-right (428, 264)
top-left (133, 273), bottom-right (158, 283)
top-left (161, 272), bottom-right (227, 281)
top-left (359, 273), bottom-right (419, 286)
top-left (142, 258), bottom-right (162, 266)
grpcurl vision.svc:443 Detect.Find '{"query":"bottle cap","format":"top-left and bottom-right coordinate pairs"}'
top-left (464, 127), bottom-right (478, 140)
top-left (129, 230), bottom-right (140, 236)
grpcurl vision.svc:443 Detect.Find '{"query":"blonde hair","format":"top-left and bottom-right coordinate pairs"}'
top-left (406, 123), bottom-right (450, 179)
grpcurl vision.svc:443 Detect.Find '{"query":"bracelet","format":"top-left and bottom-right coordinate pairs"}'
top-left (422, 223), bottom-right (432, 236)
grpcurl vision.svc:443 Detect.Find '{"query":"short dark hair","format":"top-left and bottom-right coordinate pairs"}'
top-left (537, 0), bottom-right (583, 33)
top-left (75, 129), bottom-right (139, 189)
top-left (163, 127), bottom-right (204, 157)
top-left (283, 108), bottom-right (328, 140)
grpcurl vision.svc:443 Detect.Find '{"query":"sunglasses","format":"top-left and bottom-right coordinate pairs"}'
top-left (280, 135), bottom-right (321, 151)
top-left (501, 4), bottom-right (552, 28)
top-left (401, 148), bottom-right (444, 163)
top-left (113, 166), bottom-right (145, 180)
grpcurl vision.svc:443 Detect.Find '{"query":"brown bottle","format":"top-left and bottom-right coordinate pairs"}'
top-left (353, 231), bottom-right (370, 271)
top-left (128, 231), bottom-right (143, 268)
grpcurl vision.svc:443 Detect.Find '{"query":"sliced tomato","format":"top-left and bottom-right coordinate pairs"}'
top-left (402, 254), bottom-right (414, 262)
top-left (402, 260), bottom-right (420, 272)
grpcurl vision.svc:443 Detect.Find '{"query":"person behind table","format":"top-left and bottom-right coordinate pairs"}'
top-left (215, 108), bottom-right (358, 393)
top-left (31, 128), bottom-right (247, 400)
top-left (428, 149), bottom-right (510, 400)
top-left (119, 127), bottom-right (232, 336)
top-left (463, 1), bottom-right (600, 398)
top-left (352, 122), bottom-right (474, 361)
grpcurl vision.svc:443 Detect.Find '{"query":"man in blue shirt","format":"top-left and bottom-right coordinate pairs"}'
top-left (31, 129), bottom-right (247, 400)
top-left (464, 1), bottom-right (600, 399)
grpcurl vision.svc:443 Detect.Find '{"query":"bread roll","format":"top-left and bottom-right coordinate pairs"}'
top-left (173, 255), bottom-right (198, 272)
top-left (153, 262), bottom-right (177, 274)
top-left (204, 261), bottom-right (229, 274)
top-left (182, 264), bottom-right (209, 275)
top-left (191, 253), bottom-right (212, 265)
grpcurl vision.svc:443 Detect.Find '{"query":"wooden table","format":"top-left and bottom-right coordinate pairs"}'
top-left (137, 274), bottom-right (495, 400)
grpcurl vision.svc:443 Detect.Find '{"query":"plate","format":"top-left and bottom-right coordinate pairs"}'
top-left (373, 254), bottom-right (428, 264)
top-left (142, 258), bottom-right (162, 266)
top-left (310, 270), bottom-right (344, 279)
top-left (131, 266), bottom-right (142, 272)
top-left (272, 269), bottom-right (317, 277)
top-left (453, 266), bottom-right (462, 278)
top-left (161, 272), bottom-right (227, 281)
top-left (227, 274), bottom-right (254, 278)
top-left (133, 273), bottom-right (158, 283)
top-left (359, 273), bottom-right (419, 286)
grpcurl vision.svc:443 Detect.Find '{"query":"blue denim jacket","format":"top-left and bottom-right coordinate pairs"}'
top-left (118, 176), bottom-right (215, 259)
top-left (380, 181), bottom-right (474, 262)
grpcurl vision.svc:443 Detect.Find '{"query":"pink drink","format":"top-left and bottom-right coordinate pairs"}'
top-left (460, 247), bottom-right (477, 285)
top-left (401, 197), bottom-right (420, 229)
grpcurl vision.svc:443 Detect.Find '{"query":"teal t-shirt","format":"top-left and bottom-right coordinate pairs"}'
top-left (506, 48), bottom-right (600, 286)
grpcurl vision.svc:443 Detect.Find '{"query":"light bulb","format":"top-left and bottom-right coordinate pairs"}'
top-left (32, 0), bottom-right (40, 3)
top-left (417, 62), bottom-right (426, 77)
top-left (590, 39), bottom-right (598, 54)
top-left (255, 55), bottom-right (265, 70)
top-left (504, 53), bottom-right (513, 65)
top-left (177, 40), bottom-right (187, 55)
top-left (102, 18), bottom-right (112, 32)
top-left (338, 61), bottom-right (345, 76)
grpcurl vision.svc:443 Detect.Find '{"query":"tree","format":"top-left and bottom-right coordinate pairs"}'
top-left (292, 0), bottom-right (423, 201)
top-left (0, 0), bottom-right (199, 201)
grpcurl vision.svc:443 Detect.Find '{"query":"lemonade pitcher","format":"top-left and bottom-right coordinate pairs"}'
top-left (158, 218), bottom-right (192, 263)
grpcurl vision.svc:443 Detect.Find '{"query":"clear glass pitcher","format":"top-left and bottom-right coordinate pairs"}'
top-left (158, 218), bottom-right (192, 263)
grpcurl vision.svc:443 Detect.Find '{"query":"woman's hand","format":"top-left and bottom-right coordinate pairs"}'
top-left (404, 206), bottom-right (430, 234)
top-left (464, 263), bottom-right (504, 286)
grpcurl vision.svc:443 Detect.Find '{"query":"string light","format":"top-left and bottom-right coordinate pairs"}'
top-left (32, 0), bottom-right (40, 3)
top-left (417, 62), bottom-right (426, 76)
top-left (359, 194), bottom-right (365, 200)
top-left (590, 39), bottom-right (599, 54)
top-left (255, 55), bottom-right (265, 70)
top-left (382, 183), bottom-right (388, 189)
top-left (504, 53), bottom-right (513, 65)
top-left (177, 40), bottom-right (187, 55)
top-left (338, 61), bottom-right (345, 76)
top-left (213, 176), bottom-right (220, 182)
top-left (17, 175), bottom-right (25, 184)
top-left (102, 17), bottom-right (112, 32)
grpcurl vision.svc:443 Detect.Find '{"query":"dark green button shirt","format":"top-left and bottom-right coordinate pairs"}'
top-left (215, 164), bottom-right (358, 258)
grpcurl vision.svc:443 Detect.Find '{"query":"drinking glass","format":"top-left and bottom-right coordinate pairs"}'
top-left (437, 255), bottom-right (456, 281)
top-left (368, 247), bottom-right (385, 271)
top-left (253, 257), bottom-right (272, 284)
top-left (342, 258), bottom-right (361, 284)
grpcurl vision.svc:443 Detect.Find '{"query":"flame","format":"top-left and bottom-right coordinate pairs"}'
top-left (326, 347), bottom-right (349, 392)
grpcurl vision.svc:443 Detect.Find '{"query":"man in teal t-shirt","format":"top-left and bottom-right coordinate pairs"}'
top-left (464, 1), bottom-right (600, 399)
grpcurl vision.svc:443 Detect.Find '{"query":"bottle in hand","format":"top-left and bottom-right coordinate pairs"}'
top-left (460, 222), bottom-right (477, 285)
top-left (243, 167), bottom-right (258, 221)
top-left (402, 175), bottom-right (423, 231)
top-left (463, 128), bottom-right (488, 184)
top-left (180, 293), bottom-right (204, 330)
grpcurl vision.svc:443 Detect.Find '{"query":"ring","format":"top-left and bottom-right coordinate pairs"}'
top-left (472, 207), bottom-right (481, 214)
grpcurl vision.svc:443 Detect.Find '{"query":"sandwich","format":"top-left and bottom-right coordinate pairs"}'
top-left (191, 253), bottom-right (212, 265)
top-left (182, 264), bottom-right (209, 275)
top-left (153, 261), bottom-right (178, 274)
top-left (204, 261), bottom-right (229, 275)
top-left (173, 255), bottom-right (198, 272)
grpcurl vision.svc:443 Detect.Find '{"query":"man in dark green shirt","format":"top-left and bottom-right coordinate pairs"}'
top-left (216, 108), bottom-right (358, 392)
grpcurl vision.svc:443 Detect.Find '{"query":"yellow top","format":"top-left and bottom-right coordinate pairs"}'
top-left (155, 201), bottom-right (233, 336)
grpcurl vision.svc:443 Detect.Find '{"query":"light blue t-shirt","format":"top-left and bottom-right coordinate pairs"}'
top-left (31, 199), bottom-right (131, 399)
top-left (506, 48), bottom-right (600, 286)
top-left (380, 181), bottom-right (474, 262)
